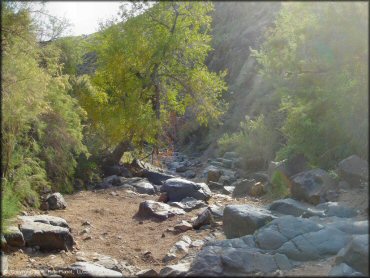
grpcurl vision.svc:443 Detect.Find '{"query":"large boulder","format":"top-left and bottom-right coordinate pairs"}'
top-left (60, 262), bottom-right (123, 277)
top-left (188, 246), bottom-right (292, 276)
top-left (141, 169), bottom-right (174, 185)
top-left (4, 226), bottom-right (25, 247)
top-left (162, 178), bottom-right (211, 202)
top-left (337, 155), bottom-right (368, 185)
top-left (329, 263), bottom-right (364, 276)
top-left (268, 154), bottom-right (308, 183)
top-left (41, 192), bottom-right (67, 210)
top-left (335, 234), bottom-right (369, 276)
top-left (19, 215), bottom-right (74, 251)
top-left (290, 169), bottom-right (335, 205)
top-left (223, 205), bottom-right (275, 238)
top-left (137, 200), bottom-right (185, 221)
top-left (254, 216), bottom-right (351, 261)
top-left (316, 202), bottom-right (358, 218)
top-left (268, 198), bottom-right (325, 218)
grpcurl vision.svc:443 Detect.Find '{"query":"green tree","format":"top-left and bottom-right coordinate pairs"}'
top-left (253, 2), bottom-right (368, 168)
top-left (80, 2), bottom-right (227, 166)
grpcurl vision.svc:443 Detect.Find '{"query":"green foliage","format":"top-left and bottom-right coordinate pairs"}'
top-left (253, 2), bottom-right (368, 168)
top-left (1, 180), bottom-right (20, 233)
top-left (269, 171), bottom-right (290, 199)
top-left (1, 2), bottom-right (87, 227)
top-left (218, 115), bottom-right (279, 165)
top-left (81, 2), bottom-right (227, 151)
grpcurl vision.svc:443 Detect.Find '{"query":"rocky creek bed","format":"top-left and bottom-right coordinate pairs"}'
top-left (1, 153), bottom-right (368, 277)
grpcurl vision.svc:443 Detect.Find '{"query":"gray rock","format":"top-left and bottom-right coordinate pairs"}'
top-left (175, 165), bottom-right (188, 173)
top-left (209, 205), bottom-right (224, 219)
top-left (208, 181), bottom-right (224, 191)
top-left (61, 262), bottom-right (123, 277)
top-left (188, 246), bottom-right (291, 276)
top-left (309, 217), bottom-right (368, 235)
top-left (159, 263), bottom-right (190, 277)
top-left (141, 169), bottom-right (175, 185)
top-left (204, 166), bottom-right (222, 183)
top-left (193, 208), bottom-right (214, 229)
top-left (137, 200), bottom-right (185, 221)
top-left (329, 263), bottom-right (364, 276)
top-left (290, 169), bottom-right (335, 205)
top-left (19, 215), bottom-right (74, 251)
top-left (338, 155), bottom-right (368, 185)
top-left (181, 170), bottom-right (196, 179)
top-left (254, 216), bottom-right (351, 261)
top-left (316, 202), bottom-right (357, 218)
top-left (232, 179), bottom-right (255, 197)
top-left (174, 221), bottom-right (193, 232)
top-left (168, 197), bottom-right (207, 212)
top-left (223, 204), bottom-right (275, 238)
top-left (44, 192), bottom-right (67, 210)
top-left (335, 234), bottom-right (369, 275)
top-left (162, 178), bottom-right (211, 202)
top-left (4, 225), bottom-right (25, 247)
top-left (0, 252), bottom-right (8, 276)
top-left (136, 269), bottom-right (159, 277)
top-left (132, 180), bottom-right (156, 195)
top-left (268, 198), bottom-right (325, 217)
top-left (223, 186), bottom-right (235, 195)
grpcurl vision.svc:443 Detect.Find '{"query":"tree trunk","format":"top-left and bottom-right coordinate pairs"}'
top-left (103, 140), bottom-right (133, 167)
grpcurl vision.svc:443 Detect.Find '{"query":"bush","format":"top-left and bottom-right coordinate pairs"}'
top-left (269, 171), bottom-right (290, 199)
top-left (218, 114), bottom-right (279, 166)
top-left (1, 180), bottom-right (20, 233)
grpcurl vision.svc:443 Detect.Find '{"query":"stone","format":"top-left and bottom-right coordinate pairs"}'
top-left (132, 180), bottom-right (156, 195)
top-left (329, 263), bottom-right (364, 276)
top-left (61, 262), bottom-right (123, 277)
top-left (137, 200), bottom-right (185, 221)
top-left (43, 193), bottom-right (67, 210)
top-left (174, 221), bottom-right (193, 232)
top-left (188, 246), bottom-right (291, 276)
top-left (175, 165), bottom-right (188, 173)
top-left (163, 253), bottom-right (177, 263)
top-left (191, 240), bottom-right (204, 248)
top-left (141, 169), bottom-right (174, 185)
top-left (223, 204), bottom-right (275, 238)
top-left (162, 178), bottom-right (211, 202)
top-left (159, 263), bottom-right (191, 277)
top-left (208, 181), bottom-right (224, 191)
top-left (335, 234), bottom-right (369, 275)
top-left (136, 269), bottom-right (159, 277)
top-left (4, 226), bottom-right (25, 247)
top-left (337, 155), bottom-right (368, 185)
top-left (158, 192), bottom-right (168, 203)
top-left (290, 169), bottom-right (335, 205)
top-left (204, 166), bottom-right (222, 183)
top-left (232, 179), bottom-right (255, 197)
top-left (0, 252), bottom-right (8, 276)
top-left (248, 182), bottom-right (266, 197)
top-left (268, 198), bottom-right (325, 217)
top-left (222, 186), bottom-right (235, 195)
top-left (208, 205), bottom-right (224, 219)
top-left (19, 215), bottom-right (74, 251)
top-left (168, 197), bottom-right (207, 212)
top-left (253, 216), bottom-right (351, 261)
top-left (181, 170), bottom-right (196, 179)
top-left (316, 202), bottom-right (357, 218)
top-left (192, 208), bottom-right (214, 229)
